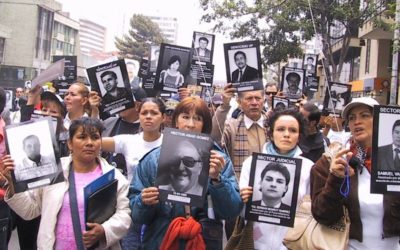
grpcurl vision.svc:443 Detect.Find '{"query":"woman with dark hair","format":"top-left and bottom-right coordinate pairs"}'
top-left (311, 97), bottom-right (400, 249)
top-left (102, 97), bottom-right (166, 182)
top-left (159, 55), bottom-right (184, 89)
top-left (239, 108), bottom-right (314, 249)
top-left (0, 117), bottom-right (131, 249)
top-left (130, 96), bottom-right (242, 249)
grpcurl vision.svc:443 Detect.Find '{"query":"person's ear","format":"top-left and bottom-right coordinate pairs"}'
top-left (282, 185), bottom-right (288, 197)
top-left (67, 139), bottom-right (73, 154)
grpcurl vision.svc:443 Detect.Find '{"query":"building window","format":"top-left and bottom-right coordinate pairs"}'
top-left (0, 37), bottom-right (5, 64)
top-left (35, 7), bottom-right (54, 60)
top-left (365, 39), bottom-right (371, 74)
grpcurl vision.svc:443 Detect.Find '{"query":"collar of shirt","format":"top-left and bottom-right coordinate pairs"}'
top-left (64, 112), bottom-right (89, 129)
top-left (23, 156), bottom-right (42, 167)
top-left (239, 66), bottom-right (247, 73)
top-left (244, 114), bottom-right (264, 130)
top-left (261, 199), bottom-right (282, 208)
top-left (392, 144), bottom-right (400, 154)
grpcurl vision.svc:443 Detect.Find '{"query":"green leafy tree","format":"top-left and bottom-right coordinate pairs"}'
top-left (200, 0), bottom-right (390, 82)
top-left (115, 14), bottom-right (165, 60)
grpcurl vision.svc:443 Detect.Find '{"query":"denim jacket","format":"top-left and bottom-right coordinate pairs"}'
top-left (129, 143), bottom-right (243, 249)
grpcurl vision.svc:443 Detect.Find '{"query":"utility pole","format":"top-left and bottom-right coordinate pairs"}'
top-left (390, 0), bottom-right (400, 104)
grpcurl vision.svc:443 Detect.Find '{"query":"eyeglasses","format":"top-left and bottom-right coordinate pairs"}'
top-left (265, 91), bottom-right (277, 96)
top-left (172, 156), bottom-right (202, 168)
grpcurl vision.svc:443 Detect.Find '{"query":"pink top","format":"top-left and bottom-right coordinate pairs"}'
top-left (55, 165), bottom-right (102, 250)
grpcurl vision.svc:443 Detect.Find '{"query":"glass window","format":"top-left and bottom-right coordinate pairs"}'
top-left (0, 37), bottom-right (5, 64)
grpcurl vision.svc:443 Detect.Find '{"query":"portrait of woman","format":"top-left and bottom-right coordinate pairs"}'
top-left (159, 55), bottom-right (184, 89)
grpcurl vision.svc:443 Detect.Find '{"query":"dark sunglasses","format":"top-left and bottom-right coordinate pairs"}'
top-left (265, 91), bottom-right (278, 96)
top-left (165, 110), bottom-right (174, 116)
top-left (172, 156), bottom-right (202, 168)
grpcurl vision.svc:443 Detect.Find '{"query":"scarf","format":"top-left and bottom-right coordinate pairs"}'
top-left (160, 216), bottom-right (205, 250)
top-left (232, 113), bottom-right (269, 174)
top-left (350, 141), bottom-right (372, 173)
top-left (265, 142), bottom-right (299, 158)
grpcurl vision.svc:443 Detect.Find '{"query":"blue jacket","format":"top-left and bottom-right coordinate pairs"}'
top-left (129, 144), bottom-right (243, 249)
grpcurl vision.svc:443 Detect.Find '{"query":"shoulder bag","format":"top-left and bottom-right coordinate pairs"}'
top-left (283, 195), bottom-right (350, 250)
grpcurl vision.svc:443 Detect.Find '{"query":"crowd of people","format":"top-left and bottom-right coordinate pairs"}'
top-left (0, 77), bottom-right (399, 250)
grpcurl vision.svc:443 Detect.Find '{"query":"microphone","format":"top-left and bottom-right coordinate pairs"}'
top-left (348, 156), bottom-right (360, 169)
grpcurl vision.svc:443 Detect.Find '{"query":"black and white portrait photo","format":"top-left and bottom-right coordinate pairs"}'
top-left (87, 59), bottom-right (134, 119)
top-left (281, 67), bottom-right (305, 100)
top-left (155, 43), bottom-right (191, 93)
top-left (5, 89), bottom-right (13, 111)
top-left (371, 105), bottom-right (400, 194)
top-left (200, 86), bottom-right (214, 104)
top-left (138, 58), bottom-right (149, 79)
top-left (156, 128), bottom-right (213, 207)
top-left (224, 40), bottom-right (263, 92)
top-left (149, 45), bottom-right (160, 72)
top-left (245, 153), bottom-right (301, 227)
top-left (302, 54), bottom-right (318, 76)
top-left (5, 118), bottom-right (64, 192)
top-left (304, 76), bottom-right (319, 100)
top-left (272, 96), bottom-right (290, 111)
top-left (192, 32), bottom-right (215, 63)
top-left (323, 82), bottom-right (351, 114)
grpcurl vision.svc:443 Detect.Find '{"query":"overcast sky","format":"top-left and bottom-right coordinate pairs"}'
top-left (57, 0), bottom-right (232, 80)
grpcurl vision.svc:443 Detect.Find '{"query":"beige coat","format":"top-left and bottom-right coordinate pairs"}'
top-left (6, 156), bottom-right (131, 250)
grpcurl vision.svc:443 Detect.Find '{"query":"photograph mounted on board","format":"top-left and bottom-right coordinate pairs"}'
top-left (304, 76), bottom-right (319, 100)
top-left (281, 67), bottom-right (305, 100)
top-left (322, 82), bottom-right (351, 114)
top-left (155, 43), bottom-right (191, 93)
top-left (200, 86), bottom-right (215, 104)
top-left (5, 117), bottom-right (64, 193)
top-left (272, 96), bottom-right (290, 111)
top-left (86, 59), bottom-right (134, 119)
top-left (245, 153), bottom-right (302, 227)
top-left (149, 45), bottom-right (161, 73)
top-left (302, 54), bottom-right (318, 76)
top-left (191, 31), bottom-right (215, 63)
top-left (224, 40), bottom-right (263, 92)
top-left (371, 105), bottom-right (400, 194)
top-left (156, 128), bottom-right (213, 207)
top-left (52, 55), bottom-right (77, 92)
top-left (125, 58), bottom-right (140, 86)
top-left (4, 89), bottom-right (13, 111)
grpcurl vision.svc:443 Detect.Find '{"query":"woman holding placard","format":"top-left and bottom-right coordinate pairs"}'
top-left (129, 96), bottom-right (242, 249)
top-left (311, 97), bottom-right (400, 249)
top-left (0, 117), bottom-right (130, 249)
top-left (239, 108), bottom-right (314, 249)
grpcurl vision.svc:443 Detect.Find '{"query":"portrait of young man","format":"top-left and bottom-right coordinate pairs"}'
top-left (253, 162), bottom-right (291, 210)
top-left (377, 119), bottom-right (400, 171)
top-left (194, 36), bottom-right (211, 59)
top-left (285, 72), bottom-right (302, 97)
top-left (14, 134), bottom-right (56, 181)
top-left (231, 50), bottom-right (259, 83)
top-left (100, 70), bottom-right (129, 104)
top-left (150, 47), bottom-right (160, 72)
top-left (303, 55), bottom-right (316, 75)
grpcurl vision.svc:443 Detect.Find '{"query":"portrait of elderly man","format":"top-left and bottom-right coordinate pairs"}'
top-left (253, 162), bottom-right (291, 210)
top-left (377, 119), bottom-right (400, 171)
top-left (14, 134), bottom-right (56, 181)
top-left (100, 70), bottom-right (128, 104)
top-left (159, 140), bottom-right (205, 196)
